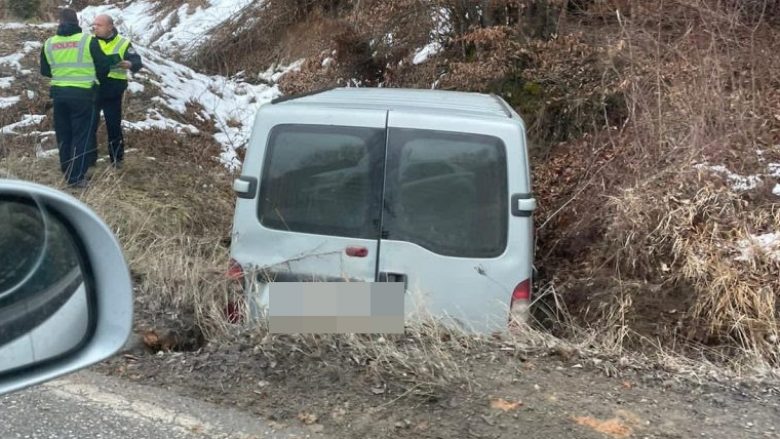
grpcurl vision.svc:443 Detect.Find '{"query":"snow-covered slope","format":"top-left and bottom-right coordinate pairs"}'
top-left (79, 0), bottom-right (257, 57)
top-left (0, 1), bottom-right (303, 170)
top-left (118, 44), bottom-right (287, 168)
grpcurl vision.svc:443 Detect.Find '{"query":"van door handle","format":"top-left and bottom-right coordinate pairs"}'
top-left (379, 271), bottom-right (407, 289)
top-left (511, 193), bottom-right (536, 217)
top-left (233, 176), bottom-right (257, 199)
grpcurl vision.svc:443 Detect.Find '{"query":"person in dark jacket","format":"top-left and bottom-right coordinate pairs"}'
top-left (40, 8), bottom-right (111, 188)
top-left (90, 14), bottom-right (143, 169)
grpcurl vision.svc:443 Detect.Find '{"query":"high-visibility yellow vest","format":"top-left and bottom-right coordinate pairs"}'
top-left (99, 34), bottom-right (131, 80)
top-left (43, 33), bottom-right (97, 89)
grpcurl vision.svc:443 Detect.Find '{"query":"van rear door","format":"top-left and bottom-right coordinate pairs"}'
top-left (377, 111), bottom-right (532, 333)
top-left (232, 107), bottom-right (388, 306)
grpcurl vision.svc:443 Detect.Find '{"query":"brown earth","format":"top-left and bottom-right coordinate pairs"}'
top-left (93, 333), bottom-right (780, 439)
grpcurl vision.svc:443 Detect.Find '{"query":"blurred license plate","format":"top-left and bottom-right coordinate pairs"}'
top-left (267, 282), bottom-right (404, 334)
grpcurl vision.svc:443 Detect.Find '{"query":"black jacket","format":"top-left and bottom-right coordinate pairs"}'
top-left (39, 23), bottom-right (111, 100)
top-left (96, 29), bottom-right (143, 99)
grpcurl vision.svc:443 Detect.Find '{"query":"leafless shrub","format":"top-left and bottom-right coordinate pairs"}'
top-left (534, 0), bottom-right (780, 366)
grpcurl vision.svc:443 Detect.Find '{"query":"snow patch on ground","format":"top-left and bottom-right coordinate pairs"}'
top-left (25, 130), bottom-right (56, 137)
top-left (127, 81), bottom-right (145, 93)
top-left (132, 45), bottom-right (291, 169)
top-left (0, 114), bottom-right (45, 134)
top-left (80, 0), bottom-right (260, 56)
top-left (413, 42), bottom-right (443, 65)
top-left (1, 18), bottom-right (301, 170)
top-left (0, 41), bottom-right (41, 74)
top-left (693, 159), bottom-right (780, 194)
top-left (693, 163), bottom-right (762, 191)
top-left (697, 157), bottom-right (780, 261)
top-left (121, 109), bottom-right (199, 135)
top-left (36, 147), bottom-right (59, 159)
top-left (258, 59), bottom-right (305, 83)
top-left (735, 233), bottom-right (780, 262)
top-left (0, 96), bottom-right (20, 109)
top-left (768, 163), bottom-right (780, 178)
top-left (0, 23), bottom-right (57, 30)
top-left (411, 8), bottom-right (450, 66)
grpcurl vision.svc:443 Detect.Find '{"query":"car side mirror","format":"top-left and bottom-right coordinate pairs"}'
top-left (0, 179), bottom-right (133, 396)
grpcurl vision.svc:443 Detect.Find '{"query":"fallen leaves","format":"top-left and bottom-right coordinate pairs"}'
top-left (142, 330), bottom-right (159, 348)
top-left (142, 329), bottom-right (178, 352)
top-left (490, 398), bottom-right (523, 411)
top-left (574, 416), bottom-right (632, 438)
top-left (298, 413), bottom-right (324, 434)
top-left (573, 410), bottom-right (642, 438)
top-left (297, 412), bottom-right (318, 425)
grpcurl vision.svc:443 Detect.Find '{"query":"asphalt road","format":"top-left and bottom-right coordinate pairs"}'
top-left (0, 369), bottom-right (320, 439)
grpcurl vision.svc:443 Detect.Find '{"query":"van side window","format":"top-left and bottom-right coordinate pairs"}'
top-left (258, 124), bottom-right (386, 239)
top-left (383, 128), bottom-right (508, 258)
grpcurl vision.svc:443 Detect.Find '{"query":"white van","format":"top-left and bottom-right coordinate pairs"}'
top-left (229, 87), bottom-right (536, 333)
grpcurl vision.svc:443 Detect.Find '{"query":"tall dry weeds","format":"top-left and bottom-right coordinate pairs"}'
top-left (245, 318), bottom-right (484, 399)
top-left (4, 0), bottom-right (779, 376)
top-left (535, 0), bottom-right (780, 366)
top-left (0, 129), bottom-right (240, 346)
top-left (2, 132), bottom-right (488, 397)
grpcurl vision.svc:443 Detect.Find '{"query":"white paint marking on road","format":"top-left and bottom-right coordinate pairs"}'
top-left (41, 378), bottom-right (258, 438)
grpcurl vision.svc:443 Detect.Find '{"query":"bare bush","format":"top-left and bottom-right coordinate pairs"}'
top-left (1, 127), bottom-right (239, 348)
top-left (534, 0), bottom-right (780, 366)
top-left (4, 0), bottom-right (40, 19)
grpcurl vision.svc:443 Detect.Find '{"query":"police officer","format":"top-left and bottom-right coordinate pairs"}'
top-left (91, 14), bottom-right (143, 169)
top-left (40, 8), bottom-right (111, 188)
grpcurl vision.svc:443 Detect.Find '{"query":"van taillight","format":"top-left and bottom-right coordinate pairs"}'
top-left (224, 301), bottom-right (243, 324)
top-left (509, 279), bottom-right (531, 329)
top-left (227, 258), bottom-right (244, 280)
top-left (511, 279), bottom-right (531, 303)
top-left (225, 258), bottom-right (245, 324)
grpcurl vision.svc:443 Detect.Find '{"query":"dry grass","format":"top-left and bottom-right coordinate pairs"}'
top-left (191, 1), bottom-right (320, 75)
top-left (603, 172), bottom-right (780, 361)
top-left (1, 128), bottom-right (240, 344)
top-left (3, 0), bottom-right (779, 385)
top-left (534, 0), bottom-right (780, 367)
top-left (245, 319), bottom-right (482, 400)
top-left (3, 130), bottom-right (486, 400)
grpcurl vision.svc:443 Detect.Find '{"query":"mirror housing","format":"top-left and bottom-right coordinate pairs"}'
top-left (0, 179), bottom-right (133, 395)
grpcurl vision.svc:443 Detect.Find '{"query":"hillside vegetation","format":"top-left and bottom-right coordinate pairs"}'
top-left (2, 0), bottom-right (780, 370)
top-left (188, 0), bottom-right (780, 367)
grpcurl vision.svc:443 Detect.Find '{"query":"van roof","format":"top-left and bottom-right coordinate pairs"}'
top-left (270, 87), bottom-right (516, 120)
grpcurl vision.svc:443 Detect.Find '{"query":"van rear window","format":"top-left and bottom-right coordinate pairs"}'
top-left (258, 124), bottom-right (386, 239)
top-left (383, 128), bottom-right (508, 258)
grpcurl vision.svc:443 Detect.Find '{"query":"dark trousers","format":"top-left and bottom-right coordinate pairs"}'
top-left (53, 97), bottom-right (97, 184)
top-left (92, 93), bottom-right (125, 165)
